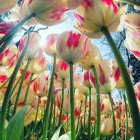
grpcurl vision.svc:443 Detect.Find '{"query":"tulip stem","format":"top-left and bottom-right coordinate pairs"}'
top-left (24, 73), bottom-right (34, 105)
top-left (0, 13), bottom-right (35, 55)
top-left (69, 62), bottom-right (76, 140)
top-left (76, 101), bottom-right (82, 134)
top-left (33, 96), bottom-right (41, 133)
top-left (108, 93), bottom-right (116, 140)
top-left (120, 0), bottom-right (140, 7)
top-left (123, 94), bottom-right (129, 140)
top-left (88, 87), bottom-right (92, 140)
top-left (92, 65), bottom-right (100, 139)
top-left (0, 33), bottom-right (30, 140)
top-left (83, 95), bottom-right (87, 133)
top-left (58, 79), bottom-right (65, 127)
top-left (102, 26), bottom-right (140, 139)
top-left (12, 59), bottom-right (30, 116)
top-left (42, 54), bottom-right (56, 140)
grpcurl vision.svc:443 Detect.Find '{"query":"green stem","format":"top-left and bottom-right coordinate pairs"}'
top-left (33, 97), bottom-right (41, 133)
top-left (12, 59), bottom-right (30, 116)
top-left (24, 73), bottom-right (34, 105)
top-left (48, 96), bottom-right (54, 139)
top-left (69, 62), bottom-right (76, 140)
top-left (52, 97), bottom-right (56, 131)
top-left (83, 95), bottom-right (87, 133)
top-left (102, 27), bottom-right (140, 140)
top-left (10, 76), bottom-right (22, 99)
top-left (120, 0), bottom-right (140, 6)
top-left (58, 79), bottom-right (65, 127)
top-left (0, 32), bottom-right (30, 140)
top-left (92, 65), bottom-right (100, 139)
top-left (88, 87), bottom-right (91, 140)
top-left (42, 54), bottom-right (56, 140)
top-left (108, 93), bottom-right (116, 140)
top-left (123, 94), bottom-right (129, 140)
top-left (0, 14), bottom-right (35, 55)
top-left (76, 102), bottom-right (82, 134)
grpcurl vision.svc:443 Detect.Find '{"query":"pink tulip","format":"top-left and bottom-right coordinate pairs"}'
top-left (18, 32), bottom-right (43, 60)
top-left (56, 31), bottom-right (90, 63)
top-left (20, 0), bottom-right (69, 26)
top-left (73, 0), bottom-right (120, 38)
top-left (55, 59), bottom-right (69, 80)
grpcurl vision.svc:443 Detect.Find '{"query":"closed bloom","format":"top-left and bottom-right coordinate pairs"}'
top-left (31, 71), bottom-right (49, 97)
top-left (100, 98), bottom-right (112, 115)
top-left (73, 0), bottom-right (120, 38)
top-left (78, 43), bottom-right (102, 70)
top-left (0, 44), bottom-right (17, 67)
top-left (56, 31), bottom-right (90, 63)
top-left (18, 32), bottom-right (43, 60)
top-left (109, 59), bottom-right (125, 89)
top-left (28, 52), bottom-right (48, 74)
top-left (20, 0), bottom-right (69, 26)
top-left (44, 34), bottom-right (58, 56)
top-left (100, 117), bottom-right (119, 135)
top-left (82, 70), bottom-right (92, 88)
top-left (0, 0), bottom-right (17, 14)
top-left (90, 60), bottom-right (115, 93)
top-left (55, 59), bottom-right (69, 80)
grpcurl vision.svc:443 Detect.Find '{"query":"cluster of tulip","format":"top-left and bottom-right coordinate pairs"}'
top-left (0, 0), bottom-right (140, 140)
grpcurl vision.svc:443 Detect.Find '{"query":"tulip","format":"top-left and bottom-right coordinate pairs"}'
top-left (56, 31), bottom-right (90, 64)
top-left (82, 70), bottom-right (93, 88)
top-left (28, 52), bottom-right (48, 74)
top-left (0, 44), bottom-right (17, 67)
top-left (44, 34), bottom-right (58, 57)
top-left (109, 59), bottom-right (125, 89)
top-left (100, 117), bottom-right (119, 135)
top-left (0, 0), bottom-right (17, 14)
top-left (125, 32), bottom-right (140, 60)
top-left (18, 32), bottom-right (42, 60)
top-left (55, 59), bottom-right (69, 80)
top-left (73, 0), bottom-right (120, 38)
top-left (78, 43), bottom-right (102, 70)
top-left (31, 71), bottom-right (49, 97)
top-left (101, 98), bottom-right (112, 115)
top-left (20, 0), bottom-right (69, 26)
top-left (90, 60), bottom-right (115, 93)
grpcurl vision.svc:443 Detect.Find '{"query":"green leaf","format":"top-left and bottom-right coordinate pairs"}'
top-left (130, 137), bottom-right (134, 140)
top-left (6, 106), bottom-right (28, 140)
top-left (51, 125), bottom-right (63, 140)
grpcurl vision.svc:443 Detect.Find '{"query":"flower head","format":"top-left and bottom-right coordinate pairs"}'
top-left (56, 31), bottom-right (90, 63)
